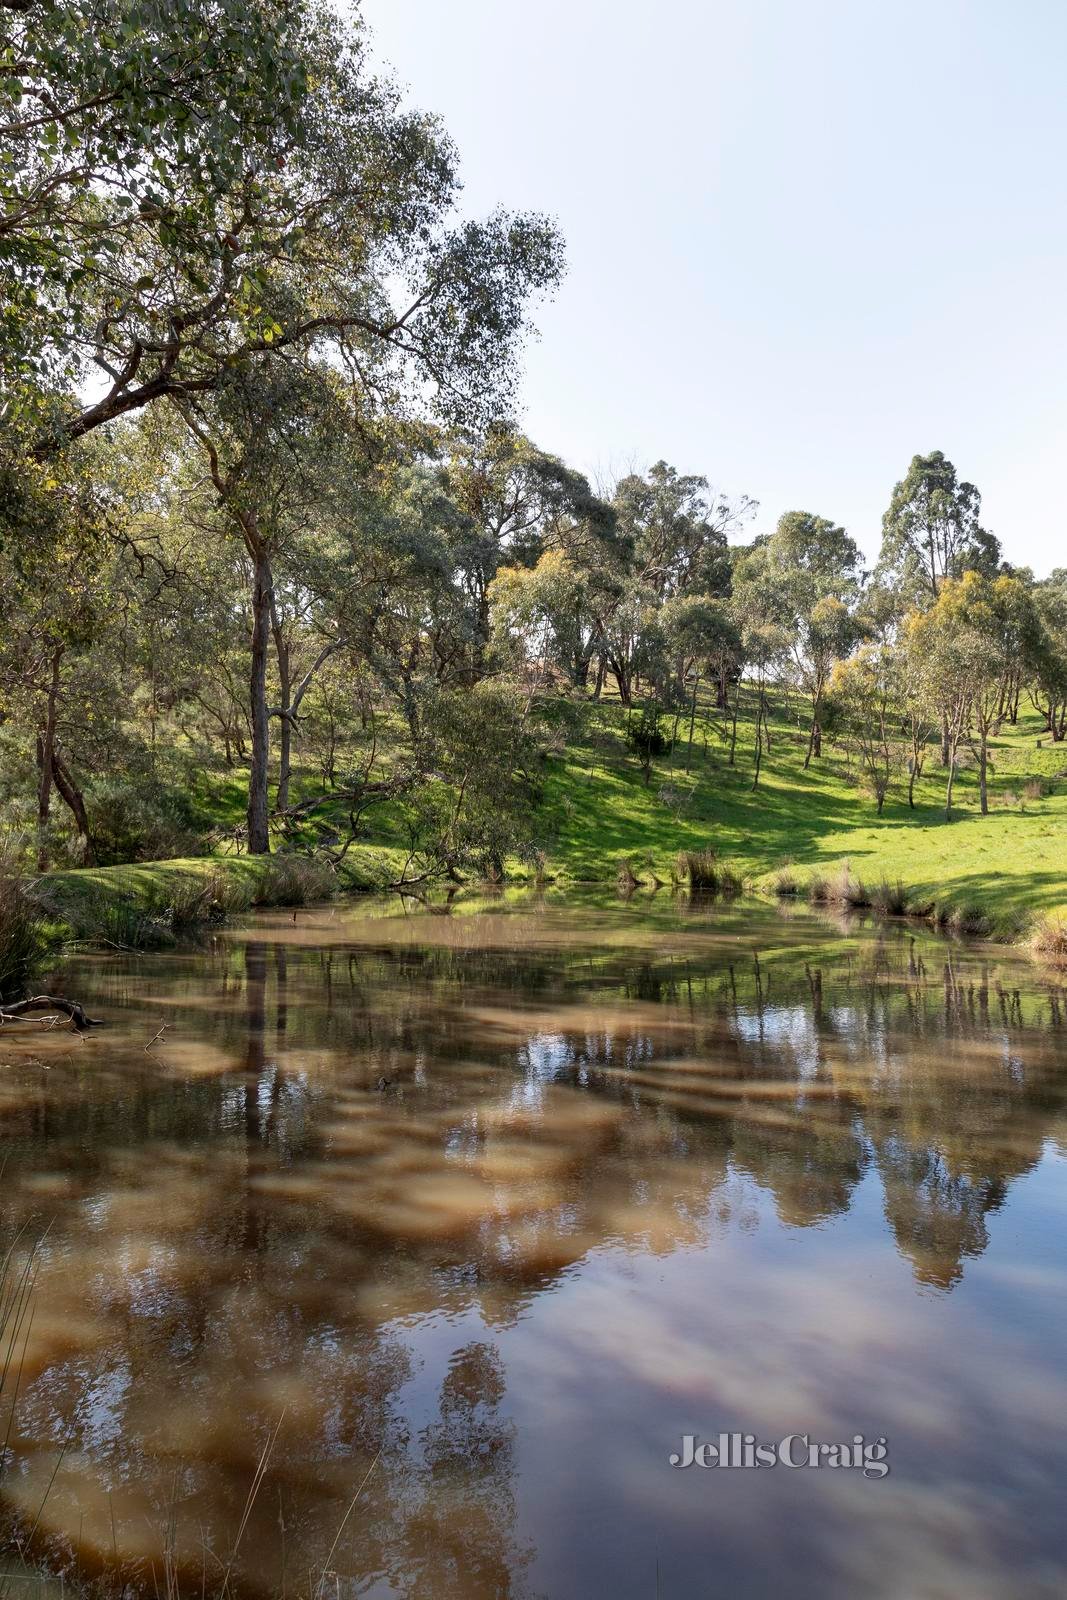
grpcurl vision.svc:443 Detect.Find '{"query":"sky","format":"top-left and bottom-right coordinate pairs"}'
top-left (359, 0), bottom-right (1066, 574)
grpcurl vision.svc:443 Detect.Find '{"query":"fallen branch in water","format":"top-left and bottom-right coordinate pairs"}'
top-left (0, 996), bottom-right (104, 1032)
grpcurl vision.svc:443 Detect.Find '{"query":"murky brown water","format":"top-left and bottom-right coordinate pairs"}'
top-left (2, 892), bottom-right (1067, 1599)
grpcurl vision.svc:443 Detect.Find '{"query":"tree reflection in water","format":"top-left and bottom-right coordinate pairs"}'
top-left (1, 895), bottom-right (1066, 1597)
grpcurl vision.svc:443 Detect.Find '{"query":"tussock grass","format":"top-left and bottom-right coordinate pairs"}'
top-left (869, 877), bottom-right (910, 916)
top-left (680, 848), bottom-right (718, 889)
top-left (1030, 914), bottom-right (1067, 962)
top-left (616, 858), bottom-right (639, 892)
top-left (677, 849), bottom-right (743, 896)
top-left (248, 855), bottom-right (337, 907)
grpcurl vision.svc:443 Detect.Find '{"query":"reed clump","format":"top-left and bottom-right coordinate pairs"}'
top-left (869, 877), bottom-right (909, 916)
top-left (616, 858), bottom-right (638, 892)
top-left (248, 854), bottom-right (337, 907)
top-left (771, 865), bottom-right (802, 897)
top-left (678, 848), bottom-right (743, 895)
top-left (806, 863), bottom-right (868, 908)
top-left (1030, 914), bottom-right (1067, 963)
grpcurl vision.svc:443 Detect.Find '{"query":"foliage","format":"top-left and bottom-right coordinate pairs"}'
top-left (626, 705), bottom-right (671, 783)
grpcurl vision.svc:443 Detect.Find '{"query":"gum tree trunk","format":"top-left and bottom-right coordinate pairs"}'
top-left (247, 536), bottom-right (273, 855)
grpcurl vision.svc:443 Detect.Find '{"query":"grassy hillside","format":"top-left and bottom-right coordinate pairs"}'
top-left (21, 687), bottom-right (1067, 952)
top-left (537, 691), bottom-right (1067, 936)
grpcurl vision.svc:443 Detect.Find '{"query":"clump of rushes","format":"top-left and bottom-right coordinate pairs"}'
top-left (869, 877), bottom-right (909, 916)
top-left (681, 848), bottom-right (719, 889)
top-left (834, 865), bottom-right (871, 908)
top-left (616, 858), bottom-right (638, 892)
top-left (677, 849), bottom-right (744, 895)
top-left (1031, 915), bottom-right (1067, 962)
top-left (931, 901), bottom-right (992, 937)
top-left (250, 855), bottom-right (337, 907)
top-left (771, 866), bottom-right (801, 896)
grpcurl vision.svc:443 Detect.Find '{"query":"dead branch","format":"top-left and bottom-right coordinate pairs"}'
top-left (0, 995), bottom-right (105, 1031)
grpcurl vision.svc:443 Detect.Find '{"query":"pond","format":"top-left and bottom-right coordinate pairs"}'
top-left (1, 893), bottom-right (1066, 1599)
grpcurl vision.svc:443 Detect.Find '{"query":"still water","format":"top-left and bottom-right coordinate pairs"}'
top-left (1, 893), bottom-right (1066, 1599)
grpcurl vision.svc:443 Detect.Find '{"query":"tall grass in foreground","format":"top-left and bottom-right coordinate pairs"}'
top-left (1, 1228), bottom-right (42, 1485)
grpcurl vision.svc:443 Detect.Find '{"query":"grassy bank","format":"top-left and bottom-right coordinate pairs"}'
top-left (8, 689), bottom-right (1067, 962)
top-left (27, 846), bottom-right (409, 956)
top-left (535, 693), bottom-right (1067, 942)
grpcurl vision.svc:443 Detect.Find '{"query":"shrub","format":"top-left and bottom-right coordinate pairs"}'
top-left (88, 775), bottom-right (210, 864)
top-left (771, 866), bottom-right (801, 897)
top-left (626, 706), bottom-right (671, 761)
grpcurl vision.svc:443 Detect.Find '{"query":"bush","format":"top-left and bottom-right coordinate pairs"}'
top-left (626, 707), bottom-right (671, 782)
top-left (87, 775), bottom-right (210, 864)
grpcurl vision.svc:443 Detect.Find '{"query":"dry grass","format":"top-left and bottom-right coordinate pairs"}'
top-left (869, 877), bottom-right (909, 916)
top-left (616, 858), bottom-right (638, 892)
top-left (1031, 914), bottom-right (1067, 963)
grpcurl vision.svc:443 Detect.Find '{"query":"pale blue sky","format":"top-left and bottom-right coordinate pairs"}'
top-left (361, 0), bottom-right (1066, 573)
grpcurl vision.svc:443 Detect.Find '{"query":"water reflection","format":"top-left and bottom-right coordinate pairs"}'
top-left (1, 895), bottom-right (1067, 1598)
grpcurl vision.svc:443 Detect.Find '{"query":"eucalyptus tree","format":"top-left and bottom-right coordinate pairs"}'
top-left (0, 0), bottom-right (311, 442)
top-left (877, 451), bottom-right (1000, 605)
top-left (6, 0), bottom-right (562, 469)
top-left (660, 595), bottom-right (742, 767)
top-left (438, 428), bottom-right (612, 675)
top-left (825, 646), bottom-right (903, 813)
top-left (735, 511), bottom-right (863, 764)
top-left (906, 572), bottom-right (1023, 817)
top-left (489, 549), bottom-right (599, 690)
top-left (1028, 571), bottom-right (1067, 743)
top-left (599, 462), bottom-right (753, 704)
top-left (878, 452), bottom-right (1001, 768)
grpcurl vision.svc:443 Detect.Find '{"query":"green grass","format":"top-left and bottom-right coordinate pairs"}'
top-left (536, 692), bottom-right (1067, 939)
top-left (19, 689), bottom-right (1067, 953)
top-left (30, 846), bottom-right (409, 952)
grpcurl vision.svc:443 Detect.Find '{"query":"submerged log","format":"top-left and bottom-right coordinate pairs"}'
top-left (0, 995), bottom-right (104, 1031)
